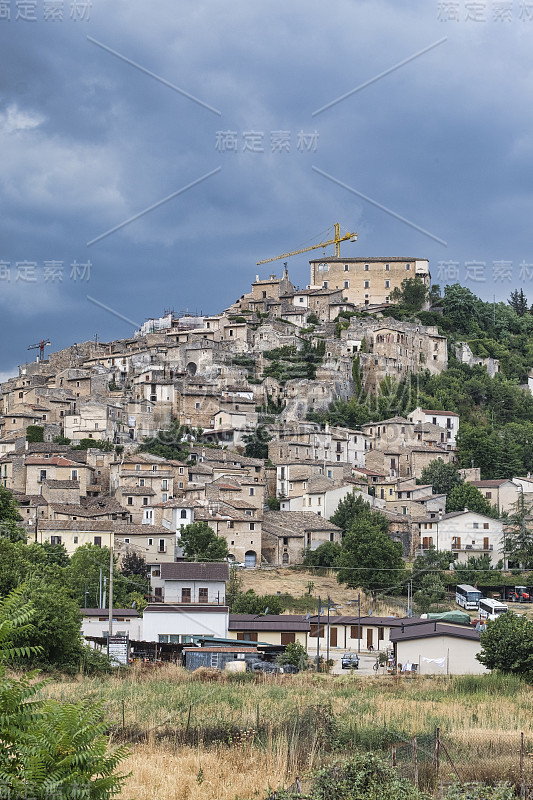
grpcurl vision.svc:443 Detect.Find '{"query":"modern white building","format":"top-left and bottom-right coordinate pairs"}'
top-left (417, 510), bottom-right (504, 565)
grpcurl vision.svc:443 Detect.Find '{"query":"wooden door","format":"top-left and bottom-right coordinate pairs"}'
top-left (367, 629), bottom-right (374, 650)
top-left (330, 627), bottom-right (337, 647)
top-left (281, 632), bottom-right (295, 645)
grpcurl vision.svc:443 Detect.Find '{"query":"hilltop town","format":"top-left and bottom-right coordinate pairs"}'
top-left (1, 255), bottom-right (522, 574)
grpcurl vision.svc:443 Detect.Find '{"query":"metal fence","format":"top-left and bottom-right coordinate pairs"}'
top-left (391, 728), bottom-right (533, 796)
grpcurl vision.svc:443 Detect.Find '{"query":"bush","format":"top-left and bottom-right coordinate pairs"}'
top-left (277, 752), bottom-right (425, 799)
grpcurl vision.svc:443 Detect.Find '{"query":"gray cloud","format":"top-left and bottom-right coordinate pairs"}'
top-left (1, 0), bottom-right (532, 372)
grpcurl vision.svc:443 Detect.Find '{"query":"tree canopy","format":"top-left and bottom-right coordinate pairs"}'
top-left (178, 521), bottom-right (229, 562)
top-left (336, 518), bottom-right (406, 597)
top-left (419, 460), bottom-right (463, 496)
top-left (477, 611), bottom-right (533, 677)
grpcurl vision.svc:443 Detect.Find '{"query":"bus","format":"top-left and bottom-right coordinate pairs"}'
top-left (456, 584), bottom-right (482, 610)
top-left (478, 598), bottom-right (508, 621)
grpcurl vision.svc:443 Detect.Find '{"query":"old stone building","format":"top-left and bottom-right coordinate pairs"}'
top-left (309, 257), bottom-right (430, 307)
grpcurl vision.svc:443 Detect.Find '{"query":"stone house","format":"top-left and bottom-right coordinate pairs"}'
top-left (261, 510), bottom-right (342, 566)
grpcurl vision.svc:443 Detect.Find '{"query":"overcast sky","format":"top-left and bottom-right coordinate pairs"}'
top-left (1, 0), bottom-right (533, 377)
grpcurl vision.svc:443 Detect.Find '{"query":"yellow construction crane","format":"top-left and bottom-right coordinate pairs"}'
top-left (257, 223), bottom-right (357, 265)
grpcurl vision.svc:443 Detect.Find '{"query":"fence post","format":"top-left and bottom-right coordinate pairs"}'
top-left (413, 736), bottom-right (418, 788)
top-left (433, 727), bottom-right (440, 784)
top-left (520, 731), bottom-right (525, 800)
top-left (392, 745), bottom-right (397, 768)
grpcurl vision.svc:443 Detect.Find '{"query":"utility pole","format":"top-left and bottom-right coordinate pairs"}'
top-left (357, 593), bottom-right (361, 654)
top-left (316, 595), bottom-right (321, 673)
top-left (326, 595), bottom-right (331, 664)
top-left (108, 540), bottom-right (114, 655)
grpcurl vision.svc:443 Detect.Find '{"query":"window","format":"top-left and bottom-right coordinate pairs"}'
top-left (344, 281), bottom-right (349, 289)
top-left (473, 523), bottom-right (479, 529)
top-left (143, 497), bottom-right (148, 506)
top-left (344, 264), bottom-right (349, 271)
top-left (50, 536), bottom-right (62, 546)
top-left (249, 522), bottom-right (255, 531)
top-left (39, 469), bottom-right (47, 482)
top-left (180, 509), bottom-right (187, 519)
top-left (162, 493), bottom-right (167, 502)
top-left (158, 539), bottom-right (166, 553)
top-left (249, 487), bottom-right (255, 496)
top-left (139, 478), bottom-right (145, 486)
top-left (385, 263), bottom-right (390, 271)
top-left (486, 492), bottom-right (492, 499)
top-left (127, 496), bottom-right (133, 505)
top-left (483, 522), bottom-right (489, 529)
top-left (124, 538), bottom-right (130, 544)
top-left (227, 521), bottom-right (234, 529)
top-left (158, 634), bottom-right (169, 644)
top-left (385, 280), bottom-right (390, 288)
top-left (148, 538), bottom-right (153, 546)
top-left (94, 536), bottom-right (102, 547)
top-left (406, 263), bottom-right (411, 270)
top-left (364, 264), bottom-right (369, 271)
top-left (162, 479), bottom-right (168, 490)
top-left (73, 536), bottom-right (78, 543)
top-left (323, 281), bottom-right (328, 288)
top-left (199, 588), bottom-right (208, 603)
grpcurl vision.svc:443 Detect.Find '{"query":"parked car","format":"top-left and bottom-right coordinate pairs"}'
top-left (248, 659), bottom-right (283, 674)
top-left (341, 652), bottom-right (359, 669)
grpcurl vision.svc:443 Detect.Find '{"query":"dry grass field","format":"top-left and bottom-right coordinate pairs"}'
top-left (43, 666), bottom-right (533, 800)
top-left (239, 567), bottom-right (407, 617)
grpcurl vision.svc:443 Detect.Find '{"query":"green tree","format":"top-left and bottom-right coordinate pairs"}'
top-left (390, 277), bottom-right (428, 311)
top-left (0, 587), bottom-right (129, 799)
top-left (413, 572), bottom-right (447, 613)
top-left (446, 483), bottom-right (499, 517)
top-left (120, 551), bottom-right (148, 580)
top-left (138, 419), bottom-right (191, 461)
top-left (477, 611), bottom-right (533, 677)
top-left (509, 289), bottom-right (528, 317)
top-left (303, 542), bottom-right (341, 568)
top-left (178, 521), bottom-right (229, 562)
top-left (225, 565), bottom-right (243, 611)
top-left (13, 577), bottom-right (84, 669)
top-left (73, 439), bottom-right (115, 452)
top-left (52, 435), bottom-right (71, 445)
top-left (68, 544), bottom-right (131, 609)
top-left (336, 519), bottom-right (406, 597)
top-left (242, 426), bottom-right (271, 459)
top-left (330, 493), bottom-right (389, 536)
top-left (503, 495), bottom-right (533, 568)
top-left (0, 486), bottom-right (26, 543)
top-left (419, 460), bottom-right (463, 496)
top-left (25, 425), bottom-right (44, 443)
top-left (231, 590), bottom-right (284, 615)
top-left (276, 641), bottom-right (308, 670)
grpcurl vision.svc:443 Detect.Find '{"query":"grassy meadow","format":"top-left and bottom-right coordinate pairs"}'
top-left (42, 666), bottom-right (533, 799)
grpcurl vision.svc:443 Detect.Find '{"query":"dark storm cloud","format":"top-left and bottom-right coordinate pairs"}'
top-left (1, 0), bottom-right (533, 373)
